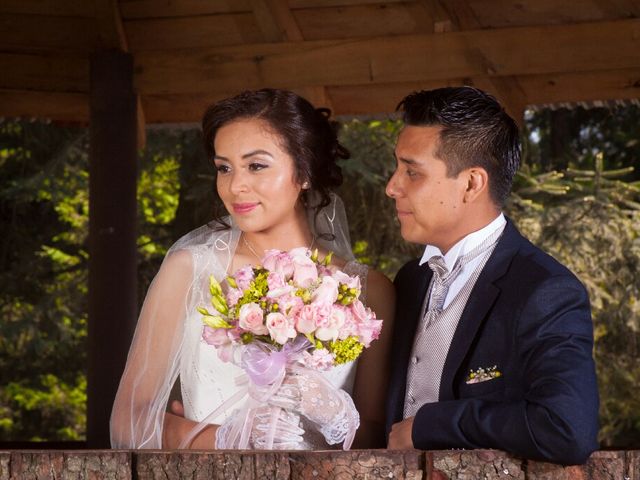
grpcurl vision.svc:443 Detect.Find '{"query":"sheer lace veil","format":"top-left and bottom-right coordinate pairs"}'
top-left (109, 192), bottom-right (354, 448)
top-left (307, 192), bottom-right (355, 262)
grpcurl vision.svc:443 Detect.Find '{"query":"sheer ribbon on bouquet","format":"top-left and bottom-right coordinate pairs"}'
top-left (178, 336), bottom-right (358, 450)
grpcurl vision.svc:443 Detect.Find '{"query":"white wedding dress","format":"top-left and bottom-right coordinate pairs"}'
top-left (110, 194), bottom-right (367, 449)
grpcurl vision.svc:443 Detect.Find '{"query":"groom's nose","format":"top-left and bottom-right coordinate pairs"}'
top-left (385, 170), bottom-right (400, 198)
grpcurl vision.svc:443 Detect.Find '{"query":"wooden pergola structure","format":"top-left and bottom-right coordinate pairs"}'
top-left (2, 0), bottom-right (640, 448)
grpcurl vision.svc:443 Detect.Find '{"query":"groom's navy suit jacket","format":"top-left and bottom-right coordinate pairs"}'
top-left (386, 220), bottom-right (599, 465)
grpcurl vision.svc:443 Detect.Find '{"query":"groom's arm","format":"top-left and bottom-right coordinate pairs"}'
top-left (391, 273), bottom-right (599, 465)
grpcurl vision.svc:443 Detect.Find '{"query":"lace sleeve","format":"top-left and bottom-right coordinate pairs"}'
top-left (110, 249), bottom-right (194, 449)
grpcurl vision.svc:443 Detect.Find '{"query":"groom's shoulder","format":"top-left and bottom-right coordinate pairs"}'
top-left (504, 225), bottom-right (584, 288)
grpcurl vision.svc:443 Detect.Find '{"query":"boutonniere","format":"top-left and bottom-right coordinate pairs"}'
top-left (466, 365), bottom-right (502, 384)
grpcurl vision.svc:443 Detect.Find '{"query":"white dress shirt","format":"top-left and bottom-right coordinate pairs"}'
top-left (419, 213), bottom-right (506, 310)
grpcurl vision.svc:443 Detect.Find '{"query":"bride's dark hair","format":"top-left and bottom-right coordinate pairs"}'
top-left (202, 88), bottom-right (350, 228)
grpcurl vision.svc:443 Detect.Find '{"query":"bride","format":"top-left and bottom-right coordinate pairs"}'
top-left (110, 88), bottom-right (395, 450)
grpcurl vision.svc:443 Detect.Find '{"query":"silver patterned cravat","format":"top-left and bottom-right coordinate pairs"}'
top-left (424, 255), bottom-right (462, 325)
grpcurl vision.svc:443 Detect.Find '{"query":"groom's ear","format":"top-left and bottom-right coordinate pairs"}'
top-left (462, 167), bottom-right (489, 203)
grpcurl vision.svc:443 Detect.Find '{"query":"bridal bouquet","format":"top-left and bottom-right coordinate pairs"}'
top-left (198, 247), bottom-right (382, 450)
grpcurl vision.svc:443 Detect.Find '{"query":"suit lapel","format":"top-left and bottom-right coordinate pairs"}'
top-left (438, 220), bottom-right (523, 401)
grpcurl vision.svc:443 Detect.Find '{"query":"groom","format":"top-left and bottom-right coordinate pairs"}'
top-left (384, 87), bottom-right (599, 464)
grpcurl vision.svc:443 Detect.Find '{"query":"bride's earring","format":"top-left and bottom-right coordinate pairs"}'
top-left (301, 181), bottom-right (310, 190)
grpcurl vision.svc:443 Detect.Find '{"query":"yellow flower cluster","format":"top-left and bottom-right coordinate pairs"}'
top-left (328, 336), bottom-right (364, 365)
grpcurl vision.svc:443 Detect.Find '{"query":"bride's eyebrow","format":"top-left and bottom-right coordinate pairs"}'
top-left (242, 149), bottom-right (274, 160)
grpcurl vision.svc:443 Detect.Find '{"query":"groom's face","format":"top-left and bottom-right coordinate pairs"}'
top-left (386, 125), bottom-right (469, 252)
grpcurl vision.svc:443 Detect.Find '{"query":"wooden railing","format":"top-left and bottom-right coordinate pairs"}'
top-left (0, 449), bottom-right (636, 479)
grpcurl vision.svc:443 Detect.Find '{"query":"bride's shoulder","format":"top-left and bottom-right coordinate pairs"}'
top-left (364, 267), bottom-right (394, 297)
top-left (169, 220), bottom-right (238, 254)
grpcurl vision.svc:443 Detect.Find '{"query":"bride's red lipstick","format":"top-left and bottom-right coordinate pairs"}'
top-left (232, 202), bottom-right (259, 214)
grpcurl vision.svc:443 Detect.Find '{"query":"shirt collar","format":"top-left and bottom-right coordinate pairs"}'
top-left (419, 213), bottom-right (506, 269)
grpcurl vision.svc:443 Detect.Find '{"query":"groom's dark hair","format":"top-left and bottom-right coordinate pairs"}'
top-left (397, 86), bottom-right (520, 207)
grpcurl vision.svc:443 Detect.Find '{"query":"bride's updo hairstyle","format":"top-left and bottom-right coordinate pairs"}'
top-left (202, 88), bottom-right (350, 228)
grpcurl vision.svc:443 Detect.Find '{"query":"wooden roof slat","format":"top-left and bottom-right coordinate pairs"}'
top-left (0, 0), bottom-right (96, 17)
top-left (119, 0), bottom-right (252, 19)
top-left (133, 18), bottom-right (640, 95)
top-left (293, 3), bottom-right (422, 40)
top-left (124, 14), bottom-right (265, 50)
top-left (467, 0), bottom-right (622, 28)
top-left (289, 0), bottom-right (408, 7)
top-left (0, 14), bottom-right (99, 52)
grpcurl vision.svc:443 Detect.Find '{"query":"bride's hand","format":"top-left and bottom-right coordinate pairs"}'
top-left (215, 405), bottom-right (305, 450)
top-left (268, 369), bottom-right (360, 446)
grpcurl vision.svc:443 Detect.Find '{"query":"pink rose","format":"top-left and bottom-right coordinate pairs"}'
top-left (350, 300), bottom-right (369, 322)
top-left (294, 304), bottom-right (320, 334)
top-left (234, 265), bottom-right (255, 291)
top-left (263, 250), bottom-right (294, 279)
top-left (266, 312), bottom-right (297, 344)
top-left (357, 318), bottom-right (383, 348)
top-left (238, 302), bottom-right (268, 335)
top-left (332, 270), bottom-right (361, 292)
top-left (290, 248), bottom-right (318, 287)
top-left (315, 306), bottom-right (346, 341)
top-left (312, 275), bottom-right (339, 306)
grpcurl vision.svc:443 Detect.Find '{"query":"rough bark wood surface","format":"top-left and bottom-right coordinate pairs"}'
top-left (1, 449), bottom-right (639, 480)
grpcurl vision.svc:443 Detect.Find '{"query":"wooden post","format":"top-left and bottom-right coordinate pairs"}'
top-left (87, 49), bottom-right (138, 448)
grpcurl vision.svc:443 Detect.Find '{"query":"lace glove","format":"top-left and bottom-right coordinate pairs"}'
top-left (267, 369), bottom-right (360, 446)
top-left (215, 405), bottom-right (305, 450)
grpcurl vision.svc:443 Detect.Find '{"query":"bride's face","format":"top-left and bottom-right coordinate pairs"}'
top-left (213, 118), bottom-right (305, 234)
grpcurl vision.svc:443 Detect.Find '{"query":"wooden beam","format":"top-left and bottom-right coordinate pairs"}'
top-left (93, 0), bottom-right (147, 147)
top-left (517, 68), bottom-right (640, 106)
top-left (88, 49), bottom-right (138, 449)
top-left (0, 52), bottom-right (88, 92)
top-left (94, 0), bottom-right (128, 51)
top-left (469, 76), bottom-right (528, 125)
top-left (0, 89), bottom-right (88, 121)
top-left (137, 69), bottom-right (640, 122)
top-left (133, 18), bottom-right (640, 95)
top-left (4, 67), bottom-right (640, 123)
